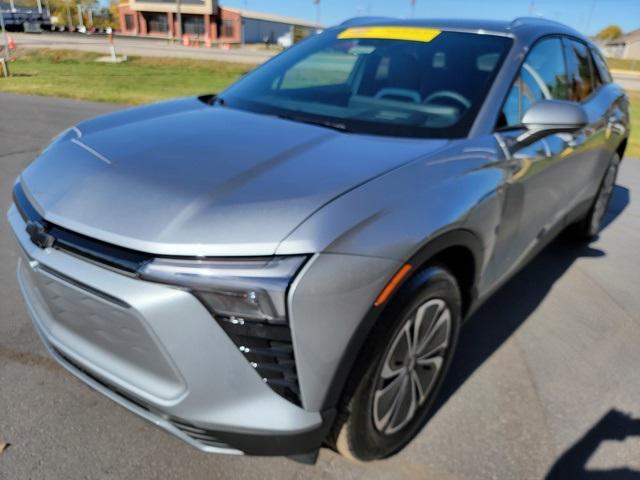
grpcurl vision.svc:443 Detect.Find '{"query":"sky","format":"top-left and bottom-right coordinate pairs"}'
top-left (220, 0), bottom-right (640, 36)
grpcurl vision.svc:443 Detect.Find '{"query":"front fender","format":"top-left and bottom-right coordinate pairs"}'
top-left (277, 138), bottom-right (506, 265)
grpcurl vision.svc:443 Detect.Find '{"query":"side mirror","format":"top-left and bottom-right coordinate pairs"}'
top-left (515, 100), bottom-right (588, 148)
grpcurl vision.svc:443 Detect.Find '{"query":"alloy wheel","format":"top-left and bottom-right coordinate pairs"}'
top-left (372, 298), bottom-right (452, 435)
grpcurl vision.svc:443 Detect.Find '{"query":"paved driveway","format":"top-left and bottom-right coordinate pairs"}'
top-left (0, 93), bottom-right (639, 479)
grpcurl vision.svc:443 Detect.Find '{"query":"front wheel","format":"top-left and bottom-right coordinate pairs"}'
top-left (331, 266), bottom-right (462, 461)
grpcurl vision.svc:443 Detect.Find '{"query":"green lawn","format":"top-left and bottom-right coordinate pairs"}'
top-left (0, 49), bottom-right (251, 104)
top-left (606, 57), bottom-right (640, 72)
top-left (0, 49), bottom-right (637, 157)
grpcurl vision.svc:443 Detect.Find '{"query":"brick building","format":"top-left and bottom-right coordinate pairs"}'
top-left (118, 0), bottom-right (320, 44)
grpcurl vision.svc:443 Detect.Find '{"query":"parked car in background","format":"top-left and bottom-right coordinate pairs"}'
top-left (277, 31), bottom-right (293, 48)
top-left (8, 17), bottom-right (629, 463)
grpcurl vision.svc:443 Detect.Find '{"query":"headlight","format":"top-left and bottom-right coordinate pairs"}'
top-left (139, 256), bottom-right (307, 324)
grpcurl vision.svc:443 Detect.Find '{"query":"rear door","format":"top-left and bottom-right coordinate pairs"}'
top-left (559, 36), bottom-right (611, 212)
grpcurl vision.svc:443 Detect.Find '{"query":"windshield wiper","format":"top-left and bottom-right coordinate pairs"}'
top-left (276, 113), bottom-right (350, 133)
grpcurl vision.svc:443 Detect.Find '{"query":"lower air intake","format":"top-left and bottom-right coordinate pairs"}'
top-left (216, 316), bottom-right (301, 406)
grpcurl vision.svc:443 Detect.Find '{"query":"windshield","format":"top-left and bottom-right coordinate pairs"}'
top-left (220, 27), bottom-right (513, 138)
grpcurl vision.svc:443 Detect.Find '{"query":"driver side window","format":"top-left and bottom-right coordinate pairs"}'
top-left (498, 37), bottom-right (570, 128)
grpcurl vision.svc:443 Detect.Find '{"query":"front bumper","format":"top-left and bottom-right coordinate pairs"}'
top-left (8, 205), bottom-right (330, 456)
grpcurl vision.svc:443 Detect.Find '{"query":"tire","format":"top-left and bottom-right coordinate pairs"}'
top-left (331, 265), bottom-right (462, 461)
top-left (569, 153), bottom-right (621, 240)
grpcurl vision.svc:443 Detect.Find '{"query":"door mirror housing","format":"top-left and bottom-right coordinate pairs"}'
top-left (515, 100), bottom-right (588, 148)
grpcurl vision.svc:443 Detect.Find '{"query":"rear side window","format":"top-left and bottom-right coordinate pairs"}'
top-left (591, 48), bottom-right (613, 84)
top-left (563, 38), bottom-right (595, 102)
top-left (499, 37), bottom-right (569, 127)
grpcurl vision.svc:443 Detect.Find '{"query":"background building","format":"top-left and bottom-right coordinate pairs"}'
top-left (118, 0), bottom-right (321, 44)
top-left (602, 28), bottom-right (640, 59)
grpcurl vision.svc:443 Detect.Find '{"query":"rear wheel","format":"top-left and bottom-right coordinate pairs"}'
top-left (331, 266), bottom-right (461, 461)
top-left (570, 153), bottom-right (620, 240)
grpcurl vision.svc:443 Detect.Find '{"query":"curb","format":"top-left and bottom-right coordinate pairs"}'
top-left (611, 68), bottom-right (640, 77)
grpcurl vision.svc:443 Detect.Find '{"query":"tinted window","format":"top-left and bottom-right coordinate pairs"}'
top-left (499, 37), bottom-right (569, 127)
top-left (124, 14), bottom-right (134, 31)
top-left (564, 38), bottom-right (595, 101)
top-left (221, 30), bottom-right (513, 138)
top-left (591, 48), bottom-right (613, 84)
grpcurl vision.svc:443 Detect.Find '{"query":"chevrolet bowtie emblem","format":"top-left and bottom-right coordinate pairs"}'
top-left (26, 220), bottom-right (55, 250)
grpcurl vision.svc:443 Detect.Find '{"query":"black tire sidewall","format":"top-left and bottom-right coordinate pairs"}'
top-left (343, 265), bottom-right (462, 461)
top-left (587, 153), bottom-right (621, 237)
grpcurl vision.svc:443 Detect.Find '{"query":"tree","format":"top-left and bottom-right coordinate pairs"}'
top-left (595, 25), bottom-right (623, 41)
top-left (46, 0), bottom-right (118, 28)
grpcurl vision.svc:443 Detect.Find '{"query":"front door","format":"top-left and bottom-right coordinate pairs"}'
top-left (489, 36), bottom-right (576, 282)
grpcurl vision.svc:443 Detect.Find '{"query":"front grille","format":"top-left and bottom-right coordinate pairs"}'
top-left (53, 346), bottom-right (231, 450)
top-left (216, 316), bottom-right (301, 406)
top-left (13, 182), bottom-right (152, 274)
top-left (52, 346), bottom-right (152, 413)
top-left (16, 181), bottom-right (303, 406)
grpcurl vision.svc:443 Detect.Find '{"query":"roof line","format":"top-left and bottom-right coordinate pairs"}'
top-left (509, 16), bottom-right (567, 29)
top-left (221, 6), bottom-right (323, 28)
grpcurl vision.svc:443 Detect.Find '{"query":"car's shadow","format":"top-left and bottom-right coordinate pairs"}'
top-left (431, 185), bottom-right (631, 471)
top-left (546, 408), bottom-right (640, 479)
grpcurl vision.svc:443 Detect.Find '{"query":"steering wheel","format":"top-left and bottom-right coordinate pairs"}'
top-left (423, 90), bottom-right (471, 110)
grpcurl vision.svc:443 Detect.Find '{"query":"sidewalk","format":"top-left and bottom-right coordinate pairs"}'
top-left (611, 68), bottom-right (640, 77)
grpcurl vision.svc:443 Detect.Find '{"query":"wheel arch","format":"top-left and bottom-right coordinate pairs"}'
top-left (322, 229), bottom-right (483, 412)
top-left (403, 229), bottom-right (483, 318)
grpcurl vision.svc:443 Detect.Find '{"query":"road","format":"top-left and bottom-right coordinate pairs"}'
top-left (1, 92), bottom-right (639, 479)
top-left (9, 32), bottom-right (277, 64)
top-left (612, 72), bottom-right (640, 92)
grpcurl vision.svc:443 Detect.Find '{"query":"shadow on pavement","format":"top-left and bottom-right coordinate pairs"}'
top-left (602, 183), bottom-right (631, 230)
top-left (432, 184), bottom-right (630, 443)
top-left (546, 409), bottom-right (640, 479)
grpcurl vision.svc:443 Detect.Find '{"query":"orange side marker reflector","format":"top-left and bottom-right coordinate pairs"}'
top-left (374, 264), bottom-right (412, 307)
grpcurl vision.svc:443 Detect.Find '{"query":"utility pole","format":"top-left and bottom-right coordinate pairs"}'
top-left (314, 0), bottom-right (320, 27)
top-left (411, 0), bottom-right (416, 19)
top-left (65, 0), bottom-right (72, 30)
top-left (176, 0), bottom-right (182, 41)
top-left (87, 5), bottom-right (93, 27)
top-left (0, 6), bottom-right (9, 77)
top-left (36, 0), bottom-right (42, 14)
top-left (9, 0), bottom-right (15, 12)
top-left (585, 0), bottom-right (597, 36)
top-left (77, 3), bottom-right (84, 28)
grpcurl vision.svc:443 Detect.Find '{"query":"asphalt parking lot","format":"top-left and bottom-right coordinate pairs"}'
top-left (1, 92), bottom-right (639, 479)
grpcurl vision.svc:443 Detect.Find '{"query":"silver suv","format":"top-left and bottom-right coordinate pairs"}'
top-left (8, 17), bottom-right (629, 462)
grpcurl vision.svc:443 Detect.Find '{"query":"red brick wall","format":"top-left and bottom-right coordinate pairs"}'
top-left (218, 7), bottom-right (241, 43)
top-left (118, 3), bottom-right (138, 35)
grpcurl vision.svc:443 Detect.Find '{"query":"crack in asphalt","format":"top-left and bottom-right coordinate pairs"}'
top-left (575, 262), bottom-right (640, 327)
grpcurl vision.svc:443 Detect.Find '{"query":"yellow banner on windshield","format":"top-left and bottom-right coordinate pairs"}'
top-left (338, 26), bottom-right (441, 43)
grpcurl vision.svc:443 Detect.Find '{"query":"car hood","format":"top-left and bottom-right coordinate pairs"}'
top-left (20, 97), bottom-right (448, 256)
